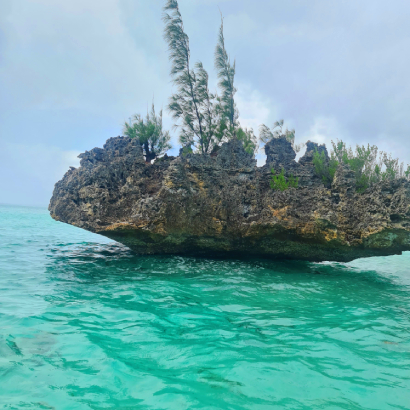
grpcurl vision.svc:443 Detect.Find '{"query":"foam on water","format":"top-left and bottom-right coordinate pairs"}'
top-left (0, 204), bottom-right (409, 409)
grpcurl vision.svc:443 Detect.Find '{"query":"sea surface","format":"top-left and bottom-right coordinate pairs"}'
top-left (0, 204), bottom-right (409, 410)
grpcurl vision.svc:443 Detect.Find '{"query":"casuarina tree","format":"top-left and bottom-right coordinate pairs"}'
top-left (214, 15), bottom-right (238, 139)
top-left (163, 0), bottom-right (216, 154)
top-left (163, 0), bottom-right (257, 155)
top-left (124, 103), bottom-right (171, 163)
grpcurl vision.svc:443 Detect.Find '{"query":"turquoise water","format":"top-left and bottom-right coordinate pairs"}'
top-left (0, 205), bottom-right (409, 410)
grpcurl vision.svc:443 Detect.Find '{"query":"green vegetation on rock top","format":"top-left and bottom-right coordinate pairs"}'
top-left (122, 0), bottom-right (409, 194)
top-left (313, 140), bottom-right (410, 192)
top-left (123, 103), bottom-right (171, 163)
top-left (270, 168), bottom-right (299, 191)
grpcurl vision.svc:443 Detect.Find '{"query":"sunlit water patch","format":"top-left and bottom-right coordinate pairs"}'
top-left (0, 204), bottom-right (409, 409)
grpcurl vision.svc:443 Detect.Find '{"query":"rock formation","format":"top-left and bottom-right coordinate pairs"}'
top-left (49, 136), bottom-right (410, 262)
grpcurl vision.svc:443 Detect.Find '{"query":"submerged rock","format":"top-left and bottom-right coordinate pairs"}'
top-left (49, 136), bottom-right (410, 262)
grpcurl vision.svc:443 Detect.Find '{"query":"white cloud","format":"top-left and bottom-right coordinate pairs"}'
top-left (301, 116), bottom-right (345, 147)
top-left (1, 0), bottom-right (410, 206)
top-left (0, 0), bottom-right (168, 117)
top-left (236, 83), bottom-right (277, 132)
top-left (235, 83), bottom-right (280, 166)
top-left (0, 142), bottom-right (80, 206)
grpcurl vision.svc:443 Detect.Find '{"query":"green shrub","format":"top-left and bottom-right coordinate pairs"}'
top-left (271, 168), bottom-right (298, 191)
top-left (180, 144), bottom-right (194, 157)
top-left (312, 150), bottom-right (338, 186)
top-left (124, 103), bottom-right (171, 163)
top-left (312, 140), bottom-right (410, 192)
top-left (331, 141), bottom-right (377, 192)
top-left (237, 127), bottom-right (258, 155)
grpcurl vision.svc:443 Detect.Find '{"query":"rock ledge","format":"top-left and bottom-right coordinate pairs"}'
top-left (49, 136), bottom-right (410, 262)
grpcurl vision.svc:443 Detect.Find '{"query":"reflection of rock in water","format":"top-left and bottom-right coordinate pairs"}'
top-left (49, 136), bottom-right (410, 262)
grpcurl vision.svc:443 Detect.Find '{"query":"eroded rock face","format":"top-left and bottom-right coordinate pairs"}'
top-left (49, 136), bottom-right (410, 262)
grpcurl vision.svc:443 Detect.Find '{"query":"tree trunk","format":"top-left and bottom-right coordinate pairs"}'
top-left (143, 141), bottom-right (156, 163)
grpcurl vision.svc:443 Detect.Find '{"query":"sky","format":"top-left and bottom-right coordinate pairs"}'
top-left (1, 0), bottom-right (409, 207)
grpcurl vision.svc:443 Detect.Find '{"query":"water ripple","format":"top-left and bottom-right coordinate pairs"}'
top-left (0, 205), bottom-right (409, 409)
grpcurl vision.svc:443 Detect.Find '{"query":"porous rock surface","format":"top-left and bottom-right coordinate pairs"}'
top-left (49, 136), bottom-right (410, 262)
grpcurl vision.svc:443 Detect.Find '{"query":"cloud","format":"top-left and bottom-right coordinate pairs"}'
top-left (1, 0), bottom-right (410, 206)
top-left (236, 83), bottom-right (276, 132)
top-left (301, 117), bottom-right (345, 146)
top-left (0, 142), bottom-right (80, 207)
top-left (236, 83), bottom-right (280, 166)
top-left (0, 0), bottom-right (163, 115)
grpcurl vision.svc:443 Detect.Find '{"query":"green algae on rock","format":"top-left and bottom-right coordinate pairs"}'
top-left (49, 136), bottom-right (410, 262)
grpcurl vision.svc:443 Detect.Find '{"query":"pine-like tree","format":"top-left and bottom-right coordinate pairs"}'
top-left (237, 127), bottom-right (258, 155)
top-left (214, 15), bottom-right (238, 138)
top-left (163, 0), bottom-right (215, 154)
top-left (124, 103), bottom-right (171, 163)
top-left (163, 0), bottom-right (256, 156)
top-left (214, 16), bottom-right (258, 155)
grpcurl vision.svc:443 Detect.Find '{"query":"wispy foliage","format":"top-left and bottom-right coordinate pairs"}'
top-left (312, 149), bottom-right (338, 186)
top-left (331, 140), bottom-right (410, 191)
top-left (237, 127), bottom-right (258, 155)
top-left (163, 0), bottom-right (215, 154)
top-left (259, 120), bottom-right (303, 153)
top-left (214, 15), bottom-right (238, 138)
top-left (124, 103), bottom-right (171, 162)
top-left (163, 1), bottom-right (256, 155)
top-left (313, 139), bottom-right (410, 192)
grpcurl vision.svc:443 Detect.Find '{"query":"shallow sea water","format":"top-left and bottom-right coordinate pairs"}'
top-left (0, 204), bottom-right (409, 409)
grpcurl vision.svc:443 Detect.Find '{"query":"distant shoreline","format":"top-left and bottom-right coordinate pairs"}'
top-left (0, 203), bottom-right (48, 210)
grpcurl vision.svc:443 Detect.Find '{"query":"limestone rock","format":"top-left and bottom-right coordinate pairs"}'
top-left (49, 136), bottom-right (410, 262)
top-left (299, 140), bottom-right (329, 166)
